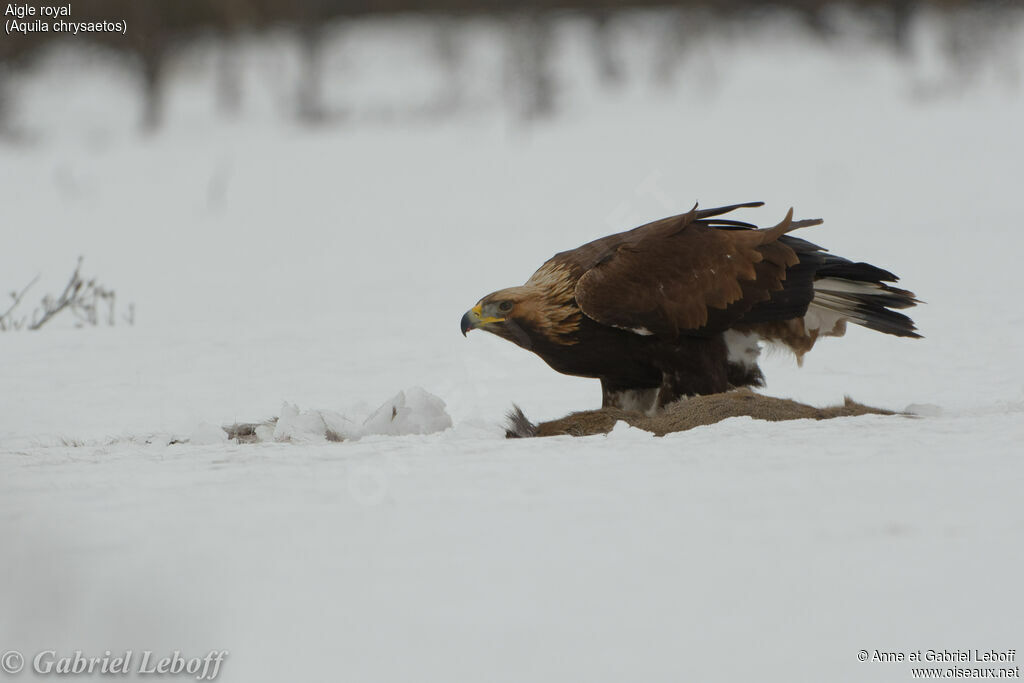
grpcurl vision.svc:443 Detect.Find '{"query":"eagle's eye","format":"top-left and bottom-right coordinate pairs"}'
top-left (498, 301), bottom-right (514, 313)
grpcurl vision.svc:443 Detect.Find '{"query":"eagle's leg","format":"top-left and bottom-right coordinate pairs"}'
top-left (600, 379), bottom-right (660, 414)
top-left (723, 330), bottom-right (766, 390)
top-left (655, 335), bottom-right (732, 408)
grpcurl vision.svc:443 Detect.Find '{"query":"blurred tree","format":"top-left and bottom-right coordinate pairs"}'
top-left (0, 0), bottom-right (1016, 130)
top-left (588, 8), bottom-right (625, 86)
top-left (507, 10), bottom-right (557, 120)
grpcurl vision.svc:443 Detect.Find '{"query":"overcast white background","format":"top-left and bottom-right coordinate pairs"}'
top-left (2, 9), bottom-right (1023, 682)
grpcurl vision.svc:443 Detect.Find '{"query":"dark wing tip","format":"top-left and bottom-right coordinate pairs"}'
top-left (695, 201), bottom-right (764, 220)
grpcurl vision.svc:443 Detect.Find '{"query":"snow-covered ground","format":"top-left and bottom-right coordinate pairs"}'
top-left (2, 11), bottom-right (1023, 682)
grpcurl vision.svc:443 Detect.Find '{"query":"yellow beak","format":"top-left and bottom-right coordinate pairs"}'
top-left (460, 304), bottom-right (506, 336)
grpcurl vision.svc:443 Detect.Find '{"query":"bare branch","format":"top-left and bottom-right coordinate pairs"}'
top-left (28, 257), bottom-right (85, 331)
top-left (4, 258), bottom-right (133, 333)
top-left (0, 274), bottom-right (39, 331)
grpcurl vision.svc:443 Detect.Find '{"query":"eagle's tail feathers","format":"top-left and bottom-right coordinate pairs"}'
top-left (810, 277), bottom-right (921, 339)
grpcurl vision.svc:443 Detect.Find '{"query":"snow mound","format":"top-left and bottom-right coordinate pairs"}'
top-left (217, 387), bottom-right (453, 444)
top-left (190, 422), bottom-right (229, 445)
top-left (273, 402), bottom-right (354, 443)
top-left (361, 387), bottom-right (453, 437)
top-left (606, 420), bottom-right (654, 440)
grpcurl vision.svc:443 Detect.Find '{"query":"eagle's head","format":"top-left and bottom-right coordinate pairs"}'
top-left (460, 287), bottom-right (535, 347)
top-left (461, 263), bottom-right (583, 349)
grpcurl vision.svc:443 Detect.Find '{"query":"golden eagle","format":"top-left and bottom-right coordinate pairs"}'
top-left (461, 202), bottom-right (920, 412)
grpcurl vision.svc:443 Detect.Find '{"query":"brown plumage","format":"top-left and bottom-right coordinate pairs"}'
top-left (461, 202), bottom-right (920, 413)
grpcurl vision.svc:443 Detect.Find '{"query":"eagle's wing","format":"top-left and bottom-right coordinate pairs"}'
top-left (573, 205), bottom-right (822, 337)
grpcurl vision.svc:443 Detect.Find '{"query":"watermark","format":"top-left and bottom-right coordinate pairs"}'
top-left (1, 649), bottom-right (228, 680)
top-left (4, 3), bottom-right (127, 37)
top-left (857, 649), bottom-right (1020, 679)
top-left (1, 652), bottom-right (23, 675)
